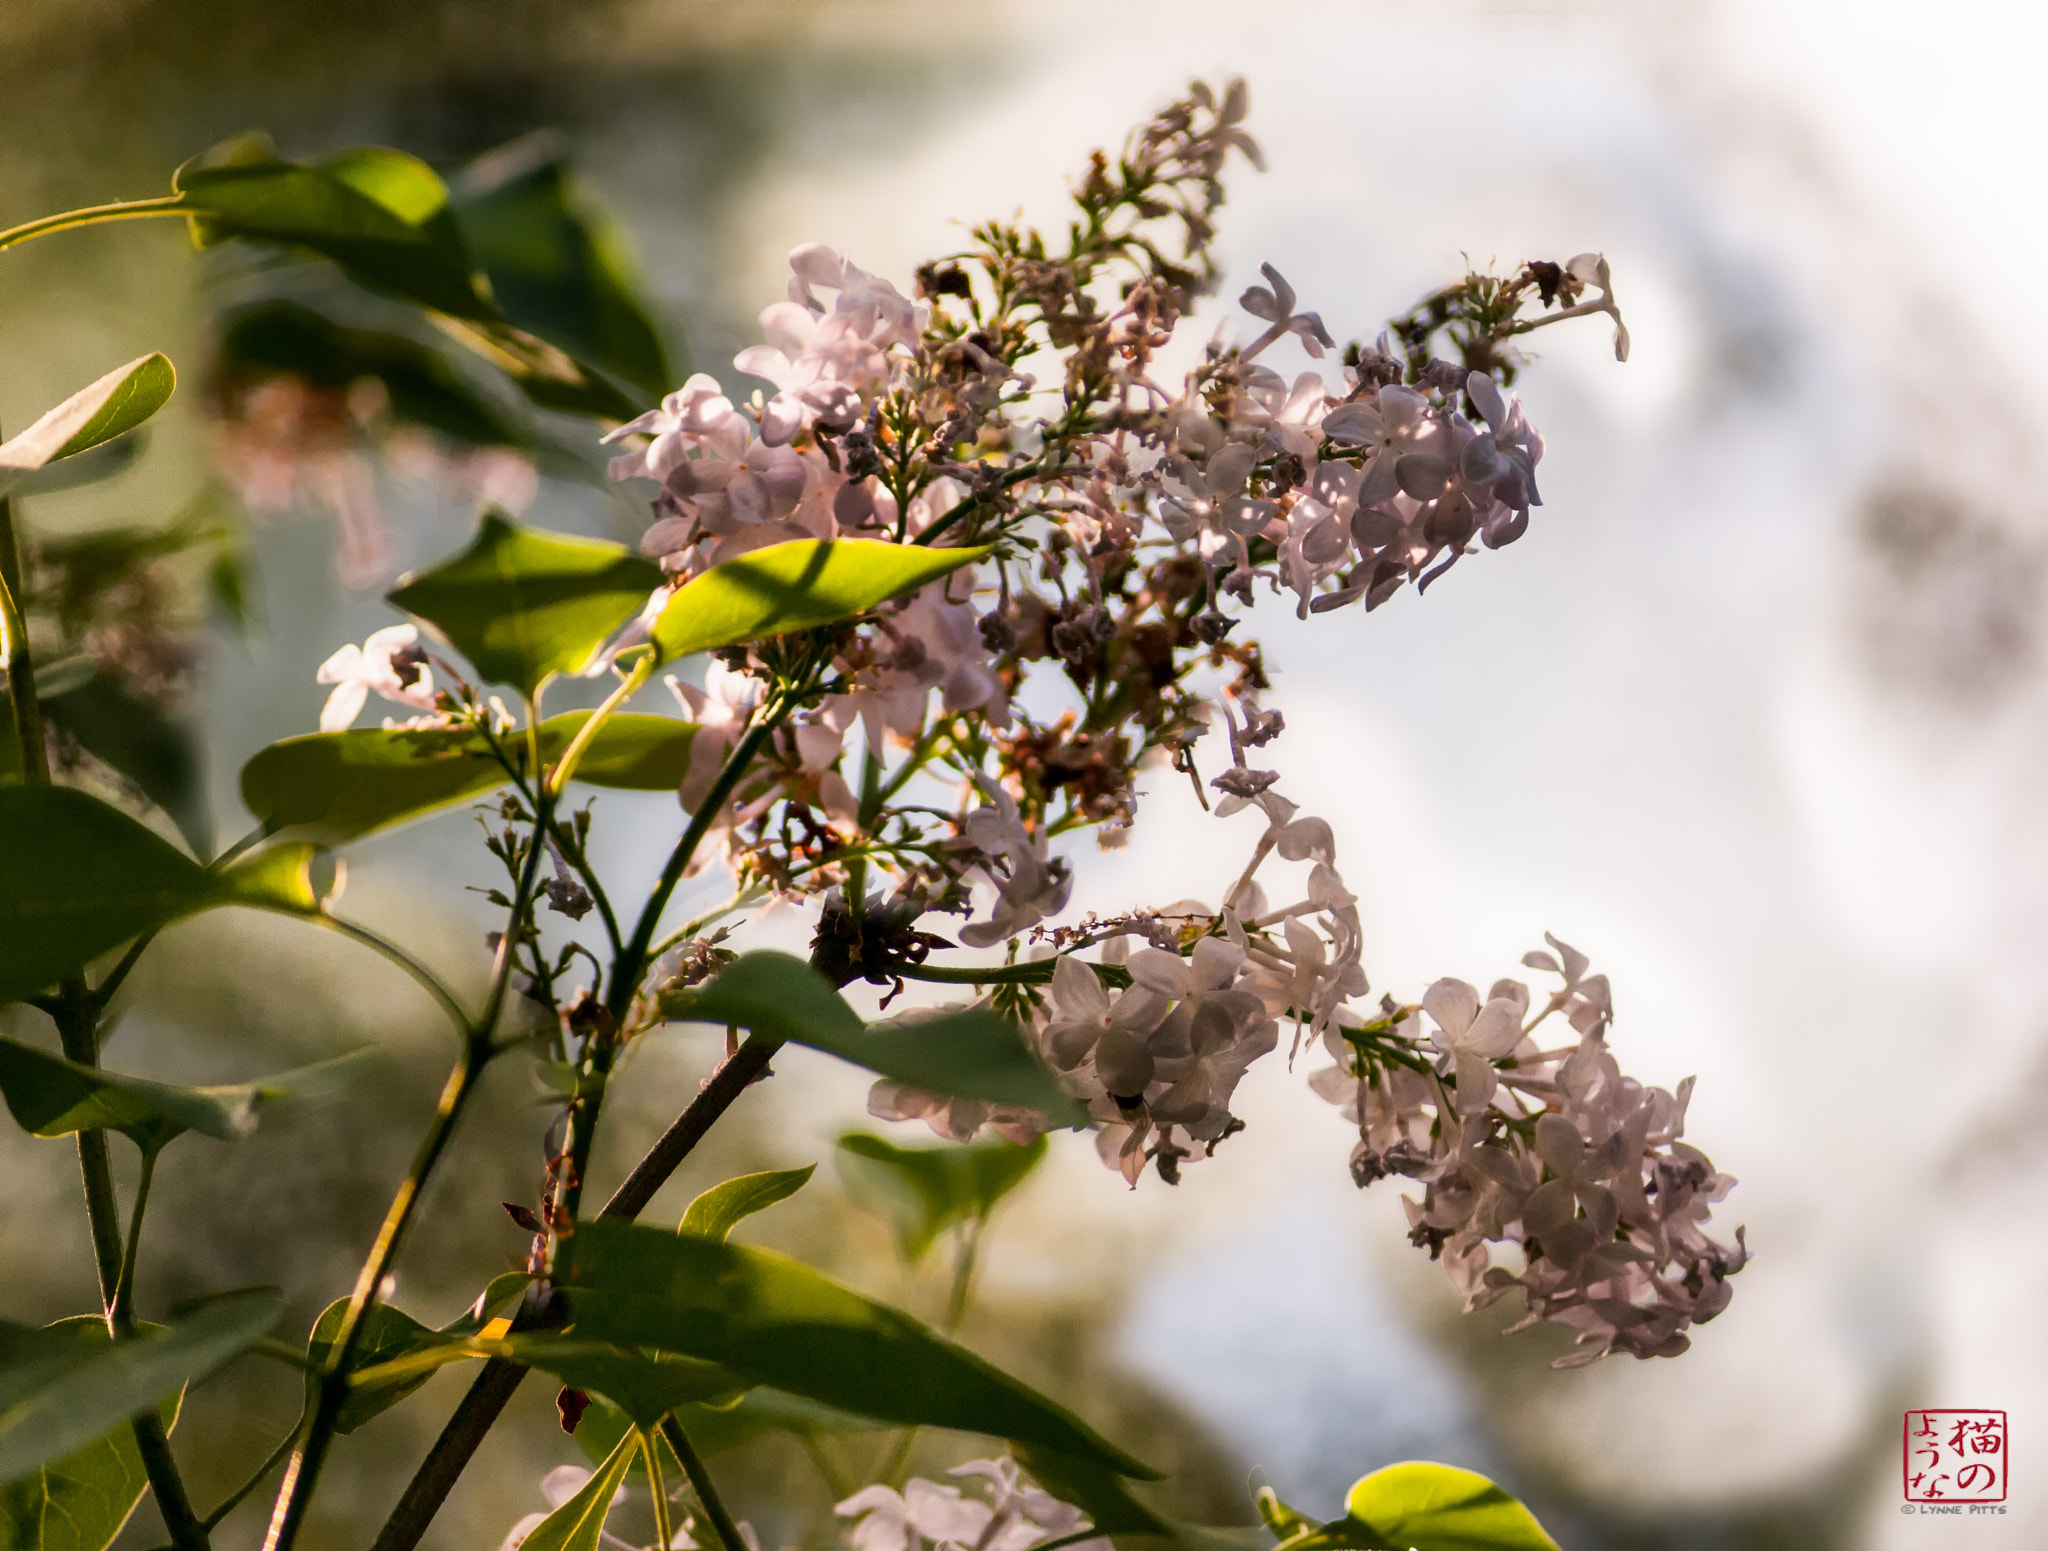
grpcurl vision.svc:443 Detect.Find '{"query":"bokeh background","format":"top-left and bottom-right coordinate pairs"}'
top-left (2, 1), bottom-right (2043, 1547)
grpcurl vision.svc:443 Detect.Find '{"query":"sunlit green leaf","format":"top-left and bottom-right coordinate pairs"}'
top-left (517, 1429), bottom-right (638, 1551)
top-left (240, 712), bottom-right (695, 843)
top-left (176, 146), bottom-right (492, 322)
top-left (652, 539), bottom-right (989, 663)
top-left (387, 513), bottom-right (663, 695)
top-left (660, 953), bottom-right (1080, 1120)
top-left (43, 672), bottom-right (210, 855)
top-left (0, 1039), bottom-right (372, 1153)
top-left (454, 140), bottom-right (672, 400)
top-left (303, 1299), bottom-right (463, 1435)
top-left (317, 148), bottom-right (472, 276)
top-left (0, 1322), bottom-right (180, 1551)
top-left (679, 1165), bottom-right (815, 1243)
top-left (559, 1220), bottom-right (1152, 1477)
top-left (214, 843), bottom-right (328, 914)
top-left (0, 1290), bottom-right (283, 1486)
top-left (551, 712), bottom-right (698, 790)
top-left (836, 1131), bottom-right (1045, 1263)
top-left (0, 356), bottom-right (176, 499)
top-left (1284, 1464), bottom-right (1560, 1551)
top-left (439, 1272), bottom-right (536, 1337)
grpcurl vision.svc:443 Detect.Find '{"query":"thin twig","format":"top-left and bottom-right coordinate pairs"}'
top-left (660, 1416), bottom-right (746, 1551)
top-left (203, 1427), bottom-right (300, 1531)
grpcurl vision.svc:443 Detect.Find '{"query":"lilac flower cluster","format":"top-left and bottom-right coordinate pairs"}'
top-left (1308, 939), bottom-right (1748, 1366)
top-left (314, 80), bottom-right (1737, 1368)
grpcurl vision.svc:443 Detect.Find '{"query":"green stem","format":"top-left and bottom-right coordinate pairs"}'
top-left (659, 1416), bottom-right (746, 1551)
top-left (898, 959), bottom-right (1131, 990)
top-left (368, 700), bottom-right (803, 1551)
top-left (203, 1427), bottom-right (300, 1530)
top-left (943, 1213), bottom-right (984, 1334)
top-left (93, 929), bottom-right (160, 1014)
top-left (548, 654), bottom-right (651, 796)
top-left (606, 697), bottom-right (793, 1024)
top-left (844, 751), bottom-right (884, 924)
top-left (313, 916), bottom-right (472, 1036)
top-left (110, 1145), bottom-right (157, 1327)
top-left (245, 1339), bottom-right (320, 1373)
top-left (51, 984), bottom-right (125, 1302)
top-left (640, 1427), bottom-right (674, 1551)
top-left (0, 497), bottom-right (50, 782)
top-left (1024, 1530), bottom-right (1107, 1551)
top-left (133, 1416), bottom-right (210, 1551)
top-left (642, 888), bottom-right (767, 967)
top-left (263, 793), bottom-right (552, 1551)
top-left (0, 195), bottom-right (188, 254)
top-left (477, 718), bottom-right (623, 959)
top-left (7, 472), bottom-right (198, 1550)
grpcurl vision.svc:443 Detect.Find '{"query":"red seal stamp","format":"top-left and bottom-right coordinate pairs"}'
top-left (1904, 1411), bottom-right (2006, 1503)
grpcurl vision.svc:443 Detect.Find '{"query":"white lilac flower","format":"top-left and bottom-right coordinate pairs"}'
top-left (316, 623), bottom-right (437, 731)
top-left (834, 1479), bottom-right (991, 1551)
top-left (958, 783), bottom-right (1072, 948)
top-left (1421, 977), bottom-right (1526, 1114)
top-left (602, 373), bottom-right (747, 484)
top-left (1238, 263), bottom-right (1334, 361)
top-left (785, 243), bottom-right (927, 352)
top-left (1462, 370), bottom-right (1544, 513)
top-left (946, 1460), bottom-right (1100, 1551)
top-left (668, 661), bottom-right (760, 814)
top-left (1157, 443), bottom-right (1275, 566)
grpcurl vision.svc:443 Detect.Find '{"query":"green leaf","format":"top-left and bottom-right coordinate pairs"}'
top-left (558, 1220), bottom-right (1153, 1478)
top-left (0, 1039), bottom-right (373, 1153)
top-left (240, 725), bottom-right (506, 844)
top-left (651, 539), bottom-right (990, 663)
top-left (0, 356), bottom-right (176, 499)
top-left (239, 712), bottom-right (695, 844)
top-left (0, 1322), bottom-right (180, 1551)
top-left (679, 1165), bottom-right (815, 1243)
top-left (836, 1131), bottom-right (1046, 1263)
top-left (318, 148), bottom-right (473, 275)
top-left (43, 672), bottom-right (210, 856)
top-left (0, 1290), bottom-right (283, 1486)
top-left (517, 1428), bottom-right (638, 1551)
top-left (0, 786), bottom-right (212, 1005)
top-left (440, 1272), bottom-right (536, 1336)
top-left (552, 712), bottom-right (697, 788)
top-left (176, 147), bottom-right (493, 322)
top-left (659, 950), bottom-right (860, 1045)
top-left (1290, 1464), bottom-right (1560, 1551)
top-left (661, 953), bottom-right (1080, 1120)
top-left (214, 843), bottom-right (329, 914)
top-left (387, 513), bottom-right (663, 695)
top-left (454, 141), bottom-right (673, 400)
top-left (496, 1337), bottom-right (746, 1429)
top-left (305, 1300), bottom-right (447, 1435)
